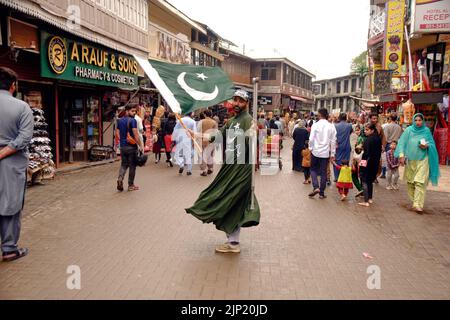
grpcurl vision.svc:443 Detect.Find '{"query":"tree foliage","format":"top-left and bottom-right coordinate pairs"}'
top-left (351, 51), bottom-right (368, 76)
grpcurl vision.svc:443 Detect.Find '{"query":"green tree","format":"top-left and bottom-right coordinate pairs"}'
top-left (351, 51), bottom-right (369, 103)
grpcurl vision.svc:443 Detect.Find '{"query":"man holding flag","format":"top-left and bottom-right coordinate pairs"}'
top-left (186, 89), bottom-right (260, 254)
top-left (133, 56), bottom-right (260, 253)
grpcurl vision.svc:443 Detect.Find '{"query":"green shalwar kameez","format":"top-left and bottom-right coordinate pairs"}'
top-left (185, 111), bottom-right (260, 234)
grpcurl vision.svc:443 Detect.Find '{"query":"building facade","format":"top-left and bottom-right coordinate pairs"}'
top-left (313, 75), bottom-right (365, 113)
top-left (0, 0), bottom-right (149, 166)
top-left (250, 58), bottom-right (314, 114)
top-left (367, 0), bottom-right (450, 94)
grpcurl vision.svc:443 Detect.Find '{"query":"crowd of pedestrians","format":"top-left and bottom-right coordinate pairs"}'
top-left (287, 107), bottom-right (440, 213)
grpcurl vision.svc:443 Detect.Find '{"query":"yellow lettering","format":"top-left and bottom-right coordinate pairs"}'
top-left (118, 56), bottom-right (124, 72)
top-left (70, 43), bottom-right (80, 61)
top-left (81, 45), bottom-right (89, 64)
top-left (133, 61), bottom-right (138, 75)
top-left (89, 48), bottom-right (97, 66)
top-left (96, 49), bottom-right (103, 67)
top-left (103, 52), bottom-right (108, 68)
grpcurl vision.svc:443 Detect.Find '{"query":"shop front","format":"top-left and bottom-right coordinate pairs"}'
top-left (39, 30), bottom-right (140, 165)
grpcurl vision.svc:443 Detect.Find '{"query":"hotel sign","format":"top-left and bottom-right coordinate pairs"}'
top-left (411, 0), bottom-right (450, 34)
top-left (41, 31), bottom-right (138, 89)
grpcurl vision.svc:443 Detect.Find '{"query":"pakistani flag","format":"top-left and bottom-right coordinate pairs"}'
top-left (134, 56), bottom-right (235, 115)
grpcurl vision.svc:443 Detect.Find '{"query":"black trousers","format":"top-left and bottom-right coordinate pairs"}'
top-left (118, 145), bottom-right (138, 186)
top-left (310, 155), bottom-right (329, 196)
top-left (362, 180), bottom-right (374, 202)
top-left (303, 167), bottom-right (310, 181)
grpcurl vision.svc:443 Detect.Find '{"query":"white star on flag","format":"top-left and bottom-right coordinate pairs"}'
top-left (196, 73), bottom-right (208, 81)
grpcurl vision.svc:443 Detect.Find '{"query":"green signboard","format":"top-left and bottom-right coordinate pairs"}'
top-left (40, 31), bottom-right (138, 89)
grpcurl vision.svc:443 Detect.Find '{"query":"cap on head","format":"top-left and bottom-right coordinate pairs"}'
top-left (233, 89), bottom-right (249, 101)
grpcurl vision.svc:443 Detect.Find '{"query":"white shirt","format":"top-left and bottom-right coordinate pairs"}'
top-left (309, 119), bottom-right (337, 158)
top-left (134, 115), bottom-right (144, 145)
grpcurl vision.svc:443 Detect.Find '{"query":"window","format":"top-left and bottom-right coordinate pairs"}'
top-left (321, 83), bottom-right (325, 94)
top-left (283, 64), bottom-right (289, 83)
top-left (261, 63), bottom-right (277, 80)
top-left (351, 78), bottom-right (356, 92)
top-left (336, 81), bottom-right (341, 94)
top-left (344, 80), bottom-right (348, 93)
top-left (320, 100), bottom-right (325, 108)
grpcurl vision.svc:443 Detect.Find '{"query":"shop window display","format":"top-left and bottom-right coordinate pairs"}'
top-left (87, 96), bottom-right (100, 149)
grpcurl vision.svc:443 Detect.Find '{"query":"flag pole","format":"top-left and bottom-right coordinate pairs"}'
top-left (174, 112), bottom-right (203, 154)
top-left (251, 77), bottom-right (259, 210)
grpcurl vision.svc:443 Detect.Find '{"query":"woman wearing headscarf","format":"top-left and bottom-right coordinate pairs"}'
top-left (292, 120), bottom-right (309, 172)
top-left (395, 113), bottom-right (440, 213)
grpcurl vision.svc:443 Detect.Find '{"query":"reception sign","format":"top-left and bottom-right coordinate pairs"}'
top-left (411, 0), bottom-right (450, 34)
top-left (41, 31), bottom-right (139, 89)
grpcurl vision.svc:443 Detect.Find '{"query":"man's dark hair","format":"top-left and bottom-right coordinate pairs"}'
top-left (125, 103), bottom-right (138, 111)
top-left (204, 109), bottom-right (212, 118)
top-left (370, 112), bottom-right (378, 119)
top-left (200, 112), bottom-right (205, 120)
top-left (339, 113), bottom-right (347, 122)
top-left (0, 67), bottom-right (18, 91)
top-left (390, 114), bottom-right (397, 122)
top-left (318, 108), bottom-right (328, 119)
top-left (276, 116), bottom-right (280, 120)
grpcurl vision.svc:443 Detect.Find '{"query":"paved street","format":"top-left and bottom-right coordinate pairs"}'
top-left (1, 139), bottom-right (449, 300)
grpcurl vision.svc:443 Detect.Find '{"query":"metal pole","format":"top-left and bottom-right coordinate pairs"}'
top-left (251, 77), bottom-right (259, 210)
top-left (404, 25), bottom-right (414, 91)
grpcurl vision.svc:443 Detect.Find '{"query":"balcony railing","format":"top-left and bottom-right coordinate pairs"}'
top-left (369, 11), bottom-right (385, 39)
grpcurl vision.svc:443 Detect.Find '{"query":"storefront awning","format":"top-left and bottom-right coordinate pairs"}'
top-left (349, 95), bottom-right (380, 105)
top-left (290, 95), bottom-right (307, 102)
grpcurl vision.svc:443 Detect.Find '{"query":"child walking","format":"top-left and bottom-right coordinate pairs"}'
top-left (386, 140), bottom-right (400, 190)
top-left (301, 142), bottom-right (311, 184)
top-left (152, 128), bottom-right (163, 164)
top-left (332, 159), bottom-right (354, 201)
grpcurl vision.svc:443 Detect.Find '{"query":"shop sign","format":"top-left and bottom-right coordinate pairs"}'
top-left (258, 96), bottom-right (273, 105)
top-left (40, 31), bottom-right (138, 89)
top-left (383, 0), bottom-right (405, 77)
top-left (412, 0), bottom-right (450, 34)
top-left (149, 24), bottom-right (190, 64)
top-left (374, 70), bottom-right (393, 95)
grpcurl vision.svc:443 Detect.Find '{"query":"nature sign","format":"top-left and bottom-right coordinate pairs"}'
top-left (41, 31), bottom-right (138, 89)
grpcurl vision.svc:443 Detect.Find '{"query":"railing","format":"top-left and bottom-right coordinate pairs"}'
top-left (369, 11), bottom-right (386, 39)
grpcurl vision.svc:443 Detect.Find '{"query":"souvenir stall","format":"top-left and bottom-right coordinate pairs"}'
top-left (378, 89), bottom-right (450, 165)
top-left (26, 92), bottom-right (55, 185)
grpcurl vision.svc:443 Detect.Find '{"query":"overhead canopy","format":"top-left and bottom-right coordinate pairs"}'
top-left (349, 95), bottom-right (380, 105)
top-left (290, 95), bottom-right (307, 102)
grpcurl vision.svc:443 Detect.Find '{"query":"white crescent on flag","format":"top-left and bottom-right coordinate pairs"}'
top-left (177, 72), bottom-right (219, 101)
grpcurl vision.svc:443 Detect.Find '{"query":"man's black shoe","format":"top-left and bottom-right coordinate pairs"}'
top-left (207, 169), bottom-right (213, 175)
top-left (187, 171), bottom-right (192, 176)
top-left (179, 168), bottom-right (184, 174)
top-left (308, 189), bottom-right (320, 197)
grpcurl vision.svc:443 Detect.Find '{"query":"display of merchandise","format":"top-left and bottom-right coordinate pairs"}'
top-left (28, 107), bottom-right (55, 184)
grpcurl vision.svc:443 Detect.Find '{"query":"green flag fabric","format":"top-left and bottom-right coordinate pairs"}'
top-left (134, 55), bottom-right (235, 115)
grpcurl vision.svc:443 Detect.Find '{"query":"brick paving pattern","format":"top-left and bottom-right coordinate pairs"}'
top-left (0, 139), bottom-right (449, 299)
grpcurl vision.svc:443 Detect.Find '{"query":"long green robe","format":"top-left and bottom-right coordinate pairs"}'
top-left (185, 111), bottom-right (260, 234)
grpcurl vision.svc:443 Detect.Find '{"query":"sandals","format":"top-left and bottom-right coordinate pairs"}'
top-left (127, 185), bottom-right (139, 191)
top-left (2, 248), bottom-right (28, 262)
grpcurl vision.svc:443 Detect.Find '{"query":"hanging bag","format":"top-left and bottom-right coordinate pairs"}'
top-left (126, 118), bottom-right (137, 145)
